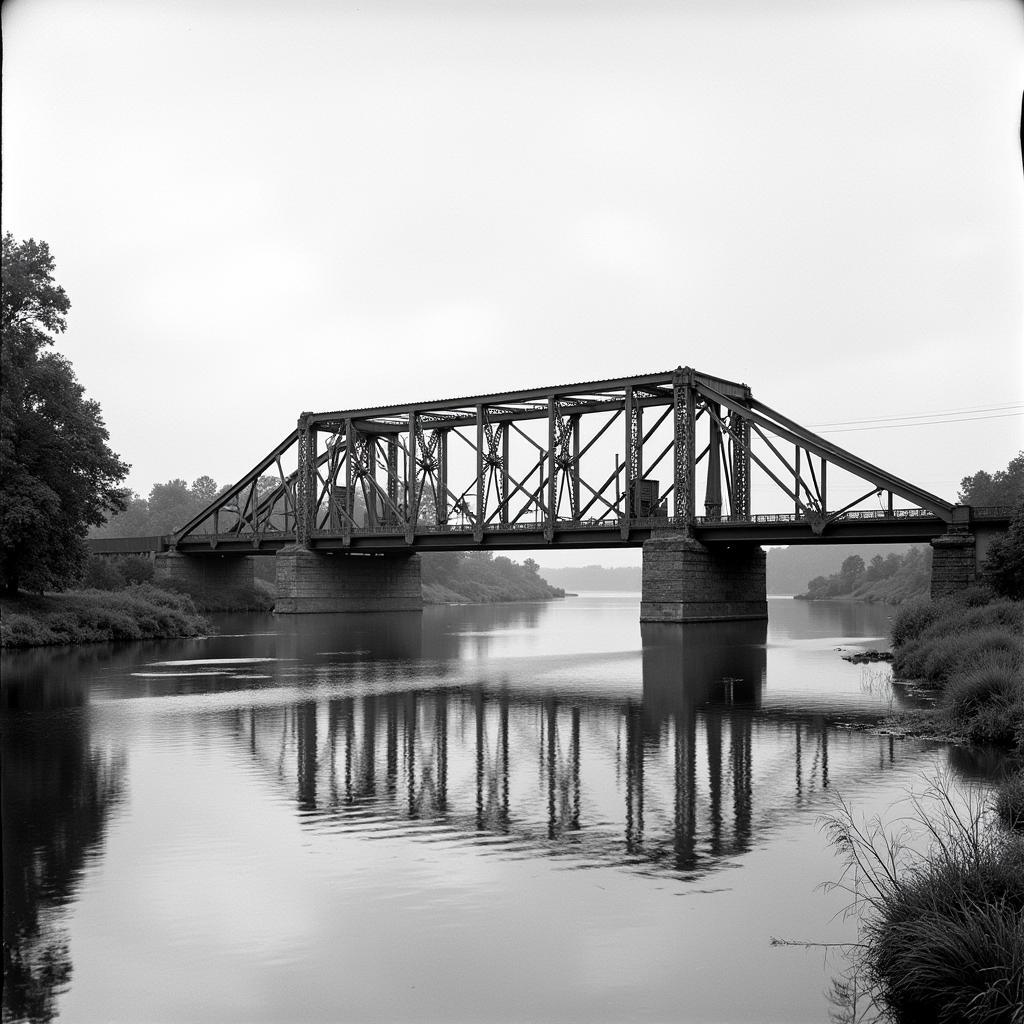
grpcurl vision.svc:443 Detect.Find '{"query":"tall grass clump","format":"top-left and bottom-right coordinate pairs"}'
top-left (995, 771), bottom-right (1024, 832)
top-left (889, 592), bottom-right (1024, 750)
top-left (822, 774), bottom-right (1024, 1024)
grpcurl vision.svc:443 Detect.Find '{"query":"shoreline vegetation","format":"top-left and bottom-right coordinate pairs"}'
top-left (0, 585), bottom-right (211, 648)
top-left (876, 591), bottom-right (1024, 752)
top-left (0, 551), bottom-right (565, 648)
top-left (819, 770), bottom-right (1024, 1023)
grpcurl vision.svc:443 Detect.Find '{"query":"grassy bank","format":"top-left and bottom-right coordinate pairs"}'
top-left (823, 772), bottom-right (1024, 1023)
top-left (885, 592), bottom-right (1024, 750)
top-left (0, 585), bottom-right (210, 648)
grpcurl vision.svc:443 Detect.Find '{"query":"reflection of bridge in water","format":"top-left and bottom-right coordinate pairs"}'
top-left (229, 622), bottom-right (910, 878)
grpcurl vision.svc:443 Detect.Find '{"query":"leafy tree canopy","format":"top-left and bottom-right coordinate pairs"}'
top-left (983, 503), bottom-right (1024, 600)
top-left (94, 474), bottom-right (276, 537)
top-left (957, 451), bottom-right (1024, 506)
top-left (1, 234), bottom-right (128, 593)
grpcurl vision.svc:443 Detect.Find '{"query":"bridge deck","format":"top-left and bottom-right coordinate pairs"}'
top-left (86, 507), bottom-right (1013, 556)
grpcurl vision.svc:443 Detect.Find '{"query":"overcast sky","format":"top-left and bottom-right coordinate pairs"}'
top-left (3, 0), bottom-right (1022, 566)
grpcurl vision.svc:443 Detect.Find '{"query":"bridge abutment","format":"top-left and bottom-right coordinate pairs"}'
top-left (640, 533), bottom-right (767, 623)
top-left (929, 532), bottom-right (979, 598)
top-left (274, 545), bottom-right (423, 614)
top-left (154, 551), bottom-right (255, 591)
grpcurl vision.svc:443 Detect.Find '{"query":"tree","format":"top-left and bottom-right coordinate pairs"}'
top-left (1, 235), bottom-right (128, 594)
top-left (957, 452), bottom-right (1024, 506)
top-left (91, 489), bottom-right (152, 538)
top-left (839, 555), bottom-right (866, 582)
top-left (983, 502), bottom-right (1024, 600)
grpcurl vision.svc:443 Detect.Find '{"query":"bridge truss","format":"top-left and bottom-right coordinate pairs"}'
top-left (172, 367), bottom-right (956, 552)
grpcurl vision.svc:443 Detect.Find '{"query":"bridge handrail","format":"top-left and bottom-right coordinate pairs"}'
top-left (971, 505), bottom-right (1017, 520)
top-left (164, 504), bottom-right (1014, 548)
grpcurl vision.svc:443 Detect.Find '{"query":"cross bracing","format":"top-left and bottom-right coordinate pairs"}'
top-left (171, 366), bottom-right (962, 553)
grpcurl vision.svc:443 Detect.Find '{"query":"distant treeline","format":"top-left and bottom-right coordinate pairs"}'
top-left (422, 552), bottom-right (564, 604)
top-left (538, 549), bottom-right (922, 597)
top-left (796, 546), bottom-right (931, 604)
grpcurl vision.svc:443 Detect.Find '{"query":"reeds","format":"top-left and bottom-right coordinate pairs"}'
top-left (821, 774), bottom-right (1024, 1023)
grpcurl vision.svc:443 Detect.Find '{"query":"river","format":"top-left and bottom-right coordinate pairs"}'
top-left (0, 595), bottom-right (1004, 1024)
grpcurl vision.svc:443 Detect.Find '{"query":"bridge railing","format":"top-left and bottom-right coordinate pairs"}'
top-left (165, 504), bottom-right (1012, 549)
top-left (691, 508), bottom-right (939, 526)
top-left (971, 505), bottom-right (1016, 520)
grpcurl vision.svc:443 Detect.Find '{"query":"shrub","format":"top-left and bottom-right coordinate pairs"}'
top-left (79, 555), bottom-right (126, 591)
top-left (890, 600), bottom-right (945, 647)
top-left (0, 614), bottom-right (55, 647)
top-left (118, 555), bottom-right (155, 585)
top-left (995, 772), bottom-right (1024, 832)
top-left (822, 776), bottom-right (1024, 1024)
top-left (945, 662), bottom-right (1024, 719)
top-left (964, 702), bottom-right (1022, 747)
top-left (916, 600), bottom-right (1024, 640)
top-left (898, 628), bottom-right (1024, 685)
top-left (0, 585), bottom-right (209, 647)
top-left (44, 612), bottom-right (84, 644)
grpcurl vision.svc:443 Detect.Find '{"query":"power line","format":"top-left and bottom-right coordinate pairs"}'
top-left (818, 411), bottom-right (1024, 433)
top-left (810, 402), bottom-right (1024, 428)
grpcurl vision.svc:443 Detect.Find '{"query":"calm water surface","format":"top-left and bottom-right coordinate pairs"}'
top-left (1, 596), bottom-right (1003, 1023)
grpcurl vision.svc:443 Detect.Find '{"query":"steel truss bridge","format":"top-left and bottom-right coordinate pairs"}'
top-left (154, 367), bottom-right (1006, 555)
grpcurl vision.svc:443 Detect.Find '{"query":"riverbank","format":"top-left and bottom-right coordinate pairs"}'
top-left (882, 594), bottom-right (1024, 751)
top-left (0, 576), bottom-right (565, 647)
top-left (825, 769), bottom-right (1024, 1023)
top-left (0, 585), bottom-right (211, 648)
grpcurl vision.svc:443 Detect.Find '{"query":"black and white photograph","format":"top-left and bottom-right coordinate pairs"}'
top-left (2, 2), bottom-right (1023, 1022)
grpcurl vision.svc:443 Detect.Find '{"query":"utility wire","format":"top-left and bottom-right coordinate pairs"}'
top-left (817, 411), bottom-right (1024, 433)
top-left (810, 402), bottom-right (1024, 428)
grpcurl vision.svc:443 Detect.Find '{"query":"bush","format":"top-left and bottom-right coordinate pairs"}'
top-left (0, 614), bottom-right (55, 647)
top-left (918, 600), bottom-right (1024, 639)
top-left (946, 662), bottom-right (1024, 719)
top-left (896, 627), bottom-right (1024, 684)
top-left (964, 702), bottom-right (1023, 747)
top-left (890, 600), bottom-right (945, 647)
top-left (822, 776), bottom-right (1024, 1023)
top-left (118, 556), bottom-right (155, 585)
top-left (0, 585), bottom-right (209, 647)
top-left (995, 772), bottom-right (1024, 832)
top-left (79, 555), bottom-right (127, 591)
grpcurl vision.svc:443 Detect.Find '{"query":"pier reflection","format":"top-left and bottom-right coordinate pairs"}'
top-left (232, 618), bottom-right (898, 878)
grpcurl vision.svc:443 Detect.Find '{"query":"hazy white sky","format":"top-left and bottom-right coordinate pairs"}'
top-left (3, 0), bottom-right (1022, 565)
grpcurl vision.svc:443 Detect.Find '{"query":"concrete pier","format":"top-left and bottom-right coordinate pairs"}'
top-left (274, 545), bottom-right (423, 613)
top-left (930, 532), bottom-right (978, 598)
top-left (154, 551), bottom-right (255, 590)
top-left (640, 533), bottom-right (767, 623)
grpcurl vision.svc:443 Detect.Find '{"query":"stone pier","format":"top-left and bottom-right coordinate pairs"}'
top-left (154, 551), bottom-right (255, 590)
top-left (274, 545), bottom-right (423, 613)
top-left (640, 533), bottom-right (767, 623)
top-left (929, 532), bottom-right (978, 598)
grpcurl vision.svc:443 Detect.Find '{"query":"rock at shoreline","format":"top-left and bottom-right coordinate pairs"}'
top-left (840, 649), bottom-right (894, 664)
